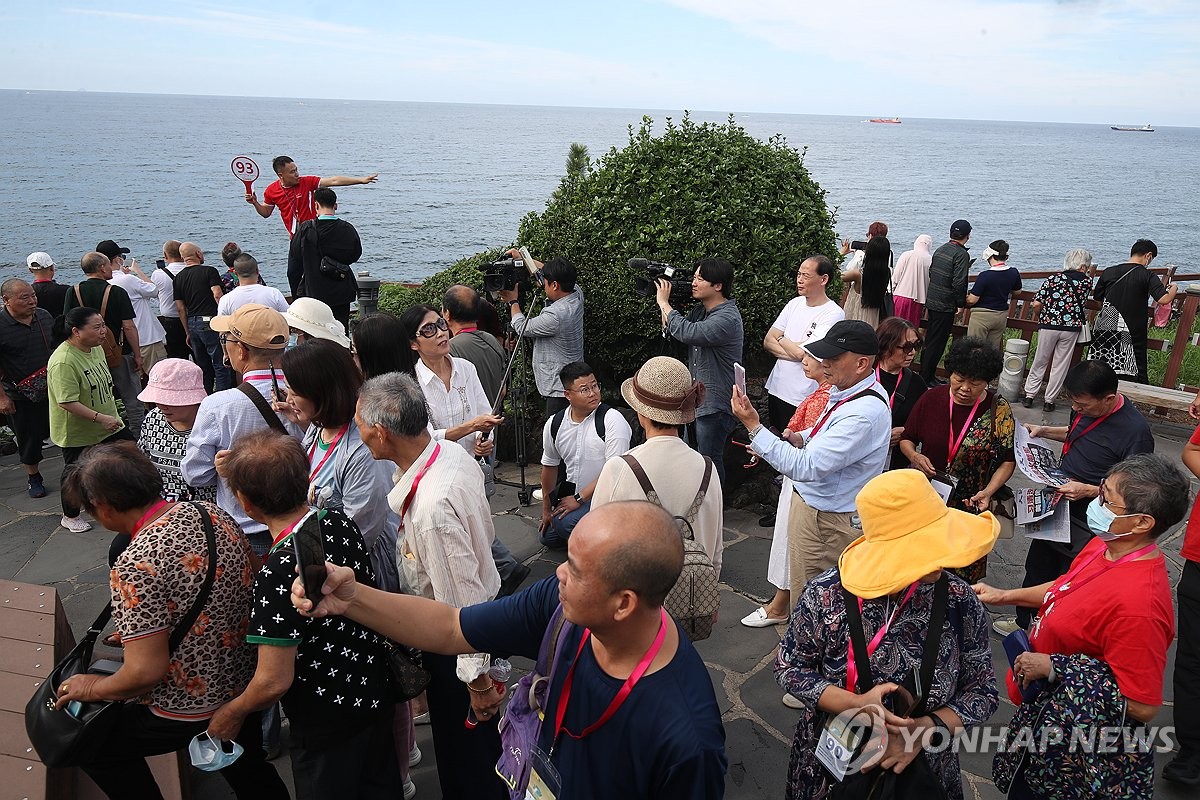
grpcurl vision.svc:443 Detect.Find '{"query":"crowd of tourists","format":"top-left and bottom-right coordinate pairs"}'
top-left (2, 171), bottom-right (1198, 800)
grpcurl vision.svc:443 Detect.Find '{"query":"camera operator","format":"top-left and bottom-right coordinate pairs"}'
top-left (656, 257), bottom-right (744, 490)
top-left (497, 250), bottom-right (584, 417)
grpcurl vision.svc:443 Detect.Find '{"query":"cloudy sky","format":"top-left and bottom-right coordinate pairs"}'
top-left (3, 0), bottom-right (1196, 124)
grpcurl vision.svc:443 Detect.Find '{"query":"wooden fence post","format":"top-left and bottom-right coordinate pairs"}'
top-left (1163, 287), bottom-right (1200, 389)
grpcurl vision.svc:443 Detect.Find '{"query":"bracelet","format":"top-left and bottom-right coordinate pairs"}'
top-left (776, 334), bottom-right (786, 342)
top-left (747, 424), bottom-right (763, 439)
top-left (92, 410), bottom-right (99, 422)
top-left (467, 680), bottom-right (496, 694)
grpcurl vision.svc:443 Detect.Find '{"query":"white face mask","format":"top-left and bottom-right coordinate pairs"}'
top-left (1085, 496), bottom-right (1141, 542)
top-left (188, 732), bottom-right (243, 771)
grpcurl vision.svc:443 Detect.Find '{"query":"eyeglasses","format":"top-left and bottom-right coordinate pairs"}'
top-left (1098, 480), bottom-right (1128, 512)
top-left (567, 383), bottom-right (601, 396)
top-left (416, 318), bottom-right (449, 338)
top-left (897, 340), bottom-right (923, 354)
top-left (219, 333), bottom-right (242, 347)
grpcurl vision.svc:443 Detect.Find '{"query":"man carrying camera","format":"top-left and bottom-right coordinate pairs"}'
top-left (656, 257), bottom-right (744, 490)
top-left (498, 252), bottom-right (584, 417)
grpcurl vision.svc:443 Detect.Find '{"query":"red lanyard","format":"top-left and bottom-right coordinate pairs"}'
top-left (1060, 396), bottom-right (1123, 457)
top-left (271, 514), bottom-right (305, 549)
top-left (845, 583), bottom-right (918, 690)
top-left (947, 392), bottom-right (984, 465)
top-left (809, 383), bottom-right (881, 438)
top-left (552, 608), bottom-right (668, 747)
top-left (1041, 542), bottom-right (1157, 608)
top-left (307, 424), bottom-right (349, 482)
top-left (874, 367), bottom-right (897, 411)
top-left (456, 326), bottom-right (478, 335)
top-left (397, 444), bottom-right (442, 531)
top-left (130, 499), bottom-right (171, 540)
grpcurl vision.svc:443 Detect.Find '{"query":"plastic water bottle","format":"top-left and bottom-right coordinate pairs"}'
top-left (464, 659), bottom-right (513, 729)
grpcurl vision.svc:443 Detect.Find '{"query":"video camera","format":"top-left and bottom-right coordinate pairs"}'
top-left (483, 248), bottom-right (544, 294)
top-left (630, 258), bottom-right (693, 307)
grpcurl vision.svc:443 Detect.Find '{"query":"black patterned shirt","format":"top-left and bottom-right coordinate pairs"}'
top-left (138, 407), bottom-right (216, 503)
top-left (1034, 270), bottom-right (1093, 331)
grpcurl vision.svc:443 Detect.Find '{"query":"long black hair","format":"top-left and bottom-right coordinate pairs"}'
top-left (350, 313), bottom-right (408, 380)
top-left (860, 237), bottom-right (892, 310)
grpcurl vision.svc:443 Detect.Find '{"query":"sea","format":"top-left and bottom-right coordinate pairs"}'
top-left (2, 90), bottom-right (1197, 293)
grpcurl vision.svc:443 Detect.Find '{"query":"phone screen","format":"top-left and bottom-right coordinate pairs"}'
top-left (291, 510), bottom-right (327, 601)
top-left (733, 362), bottom-right (747, 397)
top-left (850, 240), bottom-right (868, 251)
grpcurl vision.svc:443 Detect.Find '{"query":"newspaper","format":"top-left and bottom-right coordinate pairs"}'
top-left (1021, 496), bottom-right (1071, 542)
top-left (1014, 424), bottom-right (1071, 486)
top-left (1015, 487), bottom-right (1062, 524)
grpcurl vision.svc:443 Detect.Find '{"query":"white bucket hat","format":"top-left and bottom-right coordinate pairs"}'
top-left (283, 298), bottom-right (350, 348)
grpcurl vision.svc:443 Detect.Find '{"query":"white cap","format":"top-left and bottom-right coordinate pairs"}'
top-left (27, 252), bottom-right (55, 270)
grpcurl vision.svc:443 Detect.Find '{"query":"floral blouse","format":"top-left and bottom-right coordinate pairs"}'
top-left (775, 569), bottom-right (998, 800)
top-left (1034, 270), bottom-right (1092, 331)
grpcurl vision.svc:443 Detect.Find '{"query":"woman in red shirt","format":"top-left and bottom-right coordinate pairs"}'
top-left (974, 453), bottom-right (1188, 798)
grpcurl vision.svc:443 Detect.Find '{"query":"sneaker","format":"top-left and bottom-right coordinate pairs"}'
top-left (27, 473), bottom-right (47, 499)
top-left (409, 742), bottom-right (422, 767)
top-left (781, 693), bottom-right (804, 709)
top-left (60, 515), bottom-right (92, 533)
top-left (757, 513), bottom-right (776, 528)
top-left (532, 487), bottom-right (544, 502)
top-left (403, 778), bottom-right (417, 800)
top-left (1163, 751), bottom-right (1200, 785)
top-left (992, 617), bottom-right (1022, 637)
top-left (1021, 396), bottom-right (1034, 409)
top-left (1042, 402), bottom-right (1056, 413)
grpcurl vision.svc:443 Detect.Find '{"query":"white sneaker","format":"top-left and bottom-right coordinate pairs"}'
top-left (532, 488), bottom-right (544, 502)
top-left (992, 617), bottom-right (1022, 637)
top-left (60, 515), bottom-right (92, 533)
top-left (408, 742), bottom-right (422, 767)
top-left (403, 778), bottom-right (417, 800)
top-left (782, 693), bottom-right (804, 709)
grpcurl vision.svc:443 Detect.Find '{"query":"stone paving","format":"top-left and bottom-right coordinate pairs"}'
top-left (1, 400), bottom-right (1194, 798)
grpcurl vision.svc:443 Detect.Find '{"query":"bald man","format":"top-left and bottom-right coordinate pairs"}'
top-left (172, 243), bottom-right (227, 392)
top-left (292, 501), bottom-right (727, 799)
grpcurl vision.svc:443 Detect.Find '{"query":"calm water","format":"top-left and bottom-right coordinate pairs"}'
top-left (2, 90), bottom-right (1197, 293)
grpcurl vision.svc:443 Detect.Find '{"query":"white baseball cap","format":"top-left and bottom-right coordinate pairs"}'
top-left (27, 252), bottom-right (55, 270)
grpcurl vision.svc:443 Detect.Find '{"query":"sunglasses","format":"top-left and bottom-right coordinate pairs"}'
top-left (897, 340), bottom-right (923, 353)
top-left (416, 318), bottom-right (450, 339)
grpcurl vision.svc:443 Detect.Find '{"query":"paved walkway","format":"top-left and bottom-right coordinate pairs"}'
top-left (1, 401), bottom-right (1194, 798)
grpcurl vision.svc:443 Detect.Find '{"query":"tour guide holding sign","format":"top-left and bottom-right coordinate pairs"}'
top-left (245, 155), bottom-right (378, 236)
top-left (994, 360), bottom-right (1154, 635)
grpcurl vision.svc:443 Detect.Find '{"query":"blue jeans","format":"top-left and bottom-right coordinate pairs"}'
top-left (539, 499), bottom-right (590, 549)
top-left (693, 411), bottom-right (737, 490)
top-left (188, 316), bottom-right (231, 393)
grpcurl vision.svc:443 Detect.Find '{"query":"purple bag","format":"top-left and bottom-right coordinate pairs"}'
top-left (495, 604), bottom-right (572, 798)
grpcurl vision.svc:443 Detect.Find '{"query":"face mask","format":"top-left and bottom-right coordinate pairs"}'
top-left (287, 334), bottom-right (299, 350)
top-left (188, 732), bottom-right (243, 772)
top-left (1085, 497), bottom-right (1139, 541)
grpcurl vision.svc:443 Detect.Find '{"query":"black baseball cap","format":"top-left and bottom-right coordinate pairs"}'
top-left (804, 320), bottom-right (880, 359)
top-left (96, 240), bottom-right (130, 259)
top-left (950, 220), bottom-right (972, 239)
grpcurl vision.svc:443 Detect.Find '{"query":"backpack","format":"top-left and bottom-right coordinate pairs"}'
top-left (620, 453), bottom-right (719, 641)
top-left (75, 285), bottom-right (124, 369)
top-left (547, 403), bottom-right (612, 502)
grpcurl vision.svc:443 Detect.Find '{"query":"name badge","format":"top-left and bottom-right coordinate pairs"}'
top-left (930, 472), bottom-right (958, 504)
top-left (816, 714), bottom-right (864, 781)
top-left (524, 746), bottom-right (562, 800)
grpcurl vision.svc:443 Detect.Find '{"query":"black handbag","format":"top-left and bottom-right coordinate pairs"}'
top-left (319, 256), bottom-right (352, 281)
top-left (827, 577), bottom-right (950, 800)
top-left (25, 502), bottom-right (220, 768)
top-left (382, 639), bottom-right (432, 702)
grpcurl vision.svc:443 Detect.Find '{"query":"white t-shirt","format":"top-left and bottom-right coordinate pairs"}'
top-left (151, 263), bottom-right (184, 317)
top-left (217, 284), bottom-right (290, 317)
top-left (763, 296), bottom-right (845, 404)
top-left (541, 406), bottom-right (632, 489)
top-left (109, 272), bottom-right (167, 346)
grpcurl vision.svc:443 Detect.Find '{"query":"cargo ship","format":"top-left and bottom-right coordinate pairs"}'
top-left (1111, 124), bottom-right (1154, 132)
top-left (868, 117), bottom-right (902, 124)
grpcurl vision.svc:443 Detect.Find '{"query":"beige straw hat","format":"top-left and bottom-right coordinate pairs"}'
top-left (620, 356), bottom-right (706, 425)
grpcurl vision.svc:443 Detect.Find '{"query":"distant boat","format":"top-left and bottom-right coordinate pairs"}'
top-left (1111, 124), bottom-right (1154, 132)
top-left (868, 117), bottom-right (902, 124)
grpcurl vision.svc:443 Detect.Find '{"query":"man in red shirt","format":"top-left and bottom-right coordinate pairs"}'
top-left (245, 156), bottom-right (378, 236)
top-left (1170, 399), bottom-right (1200, 784)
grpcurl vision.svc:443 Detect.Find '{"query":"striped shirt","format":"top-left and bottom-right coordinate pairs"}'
top-left (511, 287), bottom-right (584, 398)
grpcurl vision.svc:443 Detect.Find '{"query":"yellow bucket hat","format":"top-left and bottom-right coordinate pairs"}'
top-left (839, 469), bottom-right (1000, 599)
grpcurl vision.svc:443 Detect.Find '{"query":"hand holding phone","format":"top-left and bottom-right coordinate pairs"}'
top-left (291, 510), bottom-right (327, 601)
top-left (733, 362), bottom-right (747, 398)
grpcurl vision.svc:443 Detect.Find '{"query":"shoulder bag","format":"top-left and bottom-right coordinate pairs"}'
top-left (303, 220), bottom-right (351, 281)
top-left (1089, 266), bottom-right (1139, 376)
top-left (75, 284), bottom-right (125, 369)
top-left (25, 502), bottom-right (219, 768)
top-left (620, 453), bottom-right (719, 641)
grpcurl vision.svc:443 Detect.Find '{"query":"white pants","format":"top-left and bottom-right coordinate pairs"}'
top-left (1023, 328), bottom-right (1080, 403)
top-left (767, 478), bottom-right (793, 590)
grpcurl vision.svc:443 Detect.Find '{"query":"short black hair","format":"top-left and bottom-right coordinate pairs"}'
top-left (696, 257), bottom-right (734, 298)
top-left (281, 338), bottom-right (363, 428)
top-left (232, 253), bottom-right (259, 278)
top-left (988, 240), bottom-right (1009, 260)
top-left (223, 430), bottom-right (309, 516)
top-left (63, 441), bottom-right (163, 514)
top-left (805, 254), bottom-right (836, 280)
top-left (944, 336), bottom-right (1002, 382)
top-left (57, 306), bottom-right (101, 341)
top-left (540, 257), bottom-right (577, 293)
top-left (1107, 453), bottom-right (1189, 537)
top-left (1066, 360), bottom-right (1119, 398)
top-left (351, 313), bottom-right (409, 380)
top-left (560, 361), bottom-right (594, 389)
top-left (1130, 239), bottom-right (1158, 259)
top-left (442, 284), bottom-right (481, 324)
top-left (314, 187), bottom-right (337, 208)
top-left (272, 155), bottom-right (294, 174)
top-left (221, 242), bottom-right (242, 269)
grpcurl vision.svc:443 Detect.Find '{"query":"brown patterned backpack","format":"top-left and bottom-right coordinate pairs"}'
top-left (619, 454), bottom-right (719, 641)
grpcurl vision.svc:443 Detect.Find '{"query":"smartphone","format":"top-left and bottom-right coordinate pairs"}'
top-left (733, 362), bottom-right (747, 397)
top-left (850, 240), bottom-right (868, 251)
top-left (269, 364), bottom-right (286, 403)
top-left (291, 509), bottom-right (327, 601)
top-left (156, 259), bottom-right (166, 270)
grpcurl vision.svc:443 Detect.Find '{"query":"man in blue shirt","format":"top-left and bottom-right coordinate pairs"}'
top-left (290, 501), bottom-right (727, 800)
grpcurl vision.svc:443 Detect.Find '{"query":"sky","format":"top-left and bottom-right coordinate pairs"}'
top-left (2, 0), bottom-right (1198, 125)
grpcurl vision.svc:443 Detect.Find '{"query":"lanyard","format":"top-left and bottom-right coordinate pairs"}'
top-left (1042, 541), bottom-right (1157, 608)
top-left (1060, 396), bottom-right (1123, 457)
top-left (809, 383), bottom-right (881, 438)
top-left (270, 514), bottom-right (305, 549)
top-left (845, 583), bottom-right (918, 691)
top-left (307, 424), bottom-right (349, 482)
top-left (130, 499), bottom-right (171, 540)
top-left (874, 367), bottom-right (898, 411)
top-left (552, 607), bottom-right (668, 749)
top-left (455, 325), bottom-right (478, 335)
top-left (947, 392), bottom-right (985, 465)
top-left (397, 444), bottom-right (442, 531)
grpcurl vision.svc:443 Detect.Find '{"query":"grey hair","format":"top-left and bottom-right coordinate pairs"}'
top-left (358, 373), bottom-right (429, 437)
top-left (1, 278), bottom-right (30, 299)
top-left (1106, 453), bottom-right (1190, 537)
top-left (1064, 248), bottom-right (1093, 272)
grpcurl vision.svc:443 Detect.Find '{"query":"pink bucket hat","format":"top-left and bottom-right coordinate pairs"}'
top-left (137, 359), bottom-right (208, 406)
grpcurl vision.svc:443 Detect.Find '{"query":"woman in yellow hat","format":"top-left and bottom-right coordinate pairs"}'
top-left (775, 469), bottom-right (999, 800)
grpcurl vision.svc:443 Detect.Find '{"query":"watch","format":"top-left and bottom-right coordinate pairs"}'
top-left (573, 492), bottom-right (583, 504)
top-left (507, 299), bottom-right (520, 308)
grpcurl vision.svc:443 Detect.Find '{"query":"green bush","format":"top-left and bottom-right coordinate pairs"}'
top-left (378, 248), bottom-right (507, 314)
top-left (517, 113), bottom-right (839, 381)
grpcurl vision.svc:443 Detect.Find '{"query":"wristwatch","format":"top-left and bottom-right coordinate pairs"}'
top-left (573, 492), bottom-right (583, 504)
top-left (507, 299), bottom-right (520, 308)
